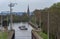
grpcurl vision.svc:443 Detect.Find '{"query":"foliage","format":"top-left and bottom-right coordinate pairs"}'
top-left (32, 9), bottom-right (41, 26)
top-left (31, 2), bottom-right (60, 39)
top-left (37, 32), bottom-right (48, 39)
top-left (31, 16), bottom-right (36, 24)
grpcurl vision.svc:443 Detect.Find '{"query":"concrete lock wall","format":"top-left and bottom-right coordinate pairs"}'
top-left (31, 30), bottom-right (42, 39)
top-left (8, 30), bottom-right (15, 39)
top-left (11, 30), bottom-right (15, 39)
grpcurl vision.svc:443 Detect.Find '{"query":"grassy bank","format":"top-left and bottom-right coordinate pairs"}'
top-left (37, 32), bottom-right (48, 39)
top-left (0, 32), bottom-right (8, 39)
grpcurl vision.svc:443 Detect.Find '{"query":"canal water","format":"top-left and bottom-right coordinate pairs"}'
top-left (9, 22), bottom-right (33, 39)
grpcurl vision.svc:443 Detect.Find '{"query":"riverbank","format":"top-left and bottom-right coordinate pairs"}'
top-left (0, 31), bottom-right (8, 39)
top-left (0, 30), bottom-right (15, 39)
top-left (8, 30), bottom-right (15, 39)
top-left (32, 30), bottom-right (43, 39)
top-left (29, 22), bottom-right (48, 39)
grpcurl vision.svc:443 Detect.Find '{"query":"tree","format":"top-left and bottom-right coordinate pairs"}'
top-left (33, 9), bottom-right (41, 28)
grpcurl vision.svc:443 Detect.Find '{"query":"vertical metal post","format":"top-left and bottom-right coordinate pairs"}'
top-left (9, 3), bottom-right (17, 30)
top-left (40, 12), bottom-right (41, 29)
top-left (48, 11), bottom-right (49, 39)
top-left (56, 14), bottom-right (58, 39)
top-left (57, 23), bottom-right (58, 39)
top-left (10, 4), bottom-right (13, 30)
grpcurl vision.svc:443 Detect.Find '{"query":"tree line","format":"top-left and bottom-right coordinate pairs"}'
top-left (31, 2), bottom-right (60, 39)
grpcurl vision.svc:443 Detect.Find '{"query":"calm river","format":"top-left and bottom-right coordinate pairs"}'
top-left (8, 22), bottom-right (33, 39)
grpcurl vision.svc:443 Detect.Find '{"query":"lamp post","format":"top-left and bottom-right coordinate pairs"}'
top-left (48, 11), bottom-right (49, 39)
top-left (8, 3), bottom-right (17, 30)
top-left (40, 12), bottom-right (41, 30)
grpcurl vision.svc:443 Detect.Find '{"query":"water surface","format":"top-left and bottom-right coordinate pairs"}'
top-left (9, 22), bottom-right (33, 39)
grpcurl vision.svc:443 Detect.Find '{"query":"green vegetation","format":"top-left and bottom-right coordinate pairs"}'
top-left (37, 32), bottom-right (48, 39)
top-left (0, 32), bottom-right (8, 39)
top-left (31, 2), bottom-right (60, 39)
top-left (0, 13), bottom-right (29, 23)
top-left (13, 13), bottom-right (29, 22)
top-left (31, 16), bottom-right (36, 24)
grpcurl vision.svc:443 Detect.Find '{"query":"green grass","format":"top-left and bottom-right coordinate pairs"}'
top-left (0, 32), bottom-right (8, 39)
top-left (37, 32), bottom-right (48, 39)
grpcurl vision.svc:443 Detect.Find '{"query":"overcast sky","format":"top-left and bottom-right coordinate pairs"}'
top-left (0, 0), bottom-right (60, 12)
